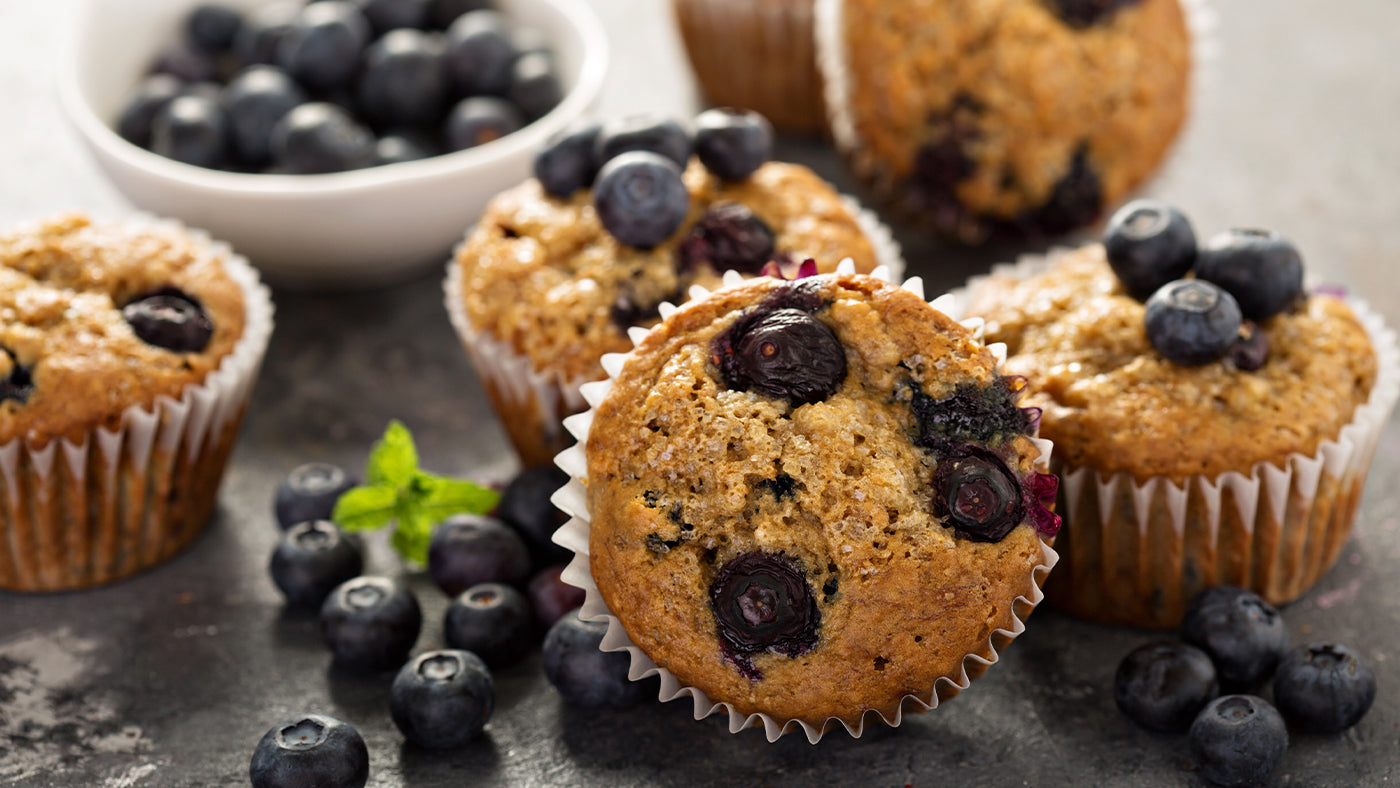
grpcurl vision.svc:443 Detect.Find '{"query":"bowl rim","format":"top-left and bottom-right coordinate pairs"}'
top-left (57, 0), bottom-right (611, 197)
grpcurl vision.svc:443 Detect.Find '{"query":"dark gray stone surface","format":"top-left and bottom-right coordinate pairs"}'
top-left (2, 1), bottom-right (1400, 785)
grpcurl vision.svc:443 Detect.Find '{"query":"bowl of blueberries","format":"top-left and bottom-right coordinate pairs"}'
top-left (60, 0), bottom-right (608, 288)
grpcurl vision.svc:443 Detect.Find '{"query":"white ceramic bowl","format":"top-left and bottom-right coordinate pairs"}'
top-left (60, 0), bottom-right (609, 289)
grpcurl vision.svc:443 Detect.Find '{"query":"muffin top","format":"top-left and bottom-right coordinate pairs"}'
top-left (454, 160), bottom-right (881, 381)
top-left (963, 247), bottom-right (1378, 481)
top-left (0, 214), bottom-right (247, 446)
top-left (585, 272), bottom-right (1055, 726)
top-left (833, 0), bottom-right (1190, 241)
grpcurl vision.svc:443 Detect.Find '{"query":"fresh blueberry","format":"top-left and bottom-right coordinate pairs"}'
top-left (676, 203), bottom-right (776, 274)
top-left (427, 0), bottom-right (493, 30)
top-left (1181, 585), bottom-right (1290, 691)
top-left (117, 74), bottom-right (185, 149)
top-left (1045, 0), bottom-right (1141, 27)
top-left (594, 114), bottom-right (692, 170)
top-left (149, 94), bottom-right (228, 168)
top-left (1194, 228), bottom-right (1305, 321)
top-left (506, 52), bottom-right (562, 122)
top-left (1143, 279), bottom-right (1243, 366)
top-left (931, 447), bottom-right (1025, 543)
top-left (542, 610), bottom-right (650, 709)
top-left (270, 102), bottom-right (377, 173)
top-left (527, 566), bottom-right (585, 631)
top-left (443, 583), bottom-right (534, 667)
top-left (358, 29), bottom-right (448, 129)
top-left (443, 11), bottom-right (518, 97)
top-left (151, 39), bottom-right (220, 83)
top-left (592, 151), bottom-right (689, 249)
top-left (222, 66), bottom-right (305, 166)
top-left (319, 575), bottom-right (423, 672)
top-left (1227, 322), bottom-right (1270, 371)
top-left (353, 0), bottom-right (430, 36)
top-left (0, 349), bottom-right (34, 405)
top-left (496, 465), bottom-right (572, 565)
top-left (275, 462), bottom-right (358, 529)
top-left (443, 96), bottom-right (523, 151)
top-left (1188, 695), bottom-right (1288, 788)
top-left (375, 133), bottom-right (434, 165)
top-left (428, 514), bottom-right (532, 596)
top-left (1114, 641), bottom-right (1219, 733)
top-left (709, 552), bottom-right (820, 677)
top-left (269, 520), bottom-right (365, 608)
top-left (389, 650), bottom-right (494, 749)
top-left (1103, 199), bottom-right (1197, 301)
top-left (1272, 642), bottom-right (1377, 733)
top-left (533, 120), bottom-right (602, 197)
top-left (234, 2), bottom-right (300, 67)
top-left (186, 4), bottom-right (243, 54)
top-left (714, 307), bottom-right (846, 406)
top-left (122, 288), bottom-right (215, 352)
top-left (249, 713), bottom-right (368, 788)
top-left (693, 108), bottom-right (773, 181)
top-left (277, 1), bottom-right (371, 93)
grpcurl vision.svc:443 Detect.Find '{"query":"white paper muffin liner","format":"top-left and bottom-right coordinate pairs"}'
top-left (0, 215), bottom-right (274, 592)
top-left (443, 194), bottom-right (905, 469)
top-left (549, 262), bottom-right (1057, 743)
top-left (947, 250), bottom-right (1400, 629)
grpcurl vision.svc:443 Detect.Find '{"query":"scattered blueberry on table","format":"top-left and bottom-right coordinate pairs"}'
top-left (249, 713), bottom-right (370, 788)
top-left (389, 649), bottom-right (495, 749)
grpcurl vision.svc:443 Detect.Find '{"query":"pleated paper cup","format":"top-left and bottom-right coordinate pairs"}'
top-left (443, 195), bottom-right (904, 470)
top-left (950, 252), bottom-right (1400, 629)
top-left (549, 262), bottom-right (1056, 742)
top-left (0, 216), bottom-right (274, 592)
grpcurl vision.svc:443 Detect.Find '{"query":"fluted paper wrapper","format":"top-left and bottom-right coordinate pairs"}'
top-left (444, 196), bottom-right (905, 469)
top-left (0, 217), bottom-right (274, 592)
top-left (950, 252), bottom-right (1400, 629)
top-left (549, 262), bottom-right (1057, 743)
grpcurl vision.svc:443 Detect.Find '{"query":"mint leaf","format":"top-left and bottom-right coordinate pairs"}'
top-left (366, 419), bottom-right (417, 487)
top-left (332, 484), bottom-right (399, 532)
top-left (416, 472), bottom-right (501, 523)
top-left (392, 495), bottom-right (434, 566)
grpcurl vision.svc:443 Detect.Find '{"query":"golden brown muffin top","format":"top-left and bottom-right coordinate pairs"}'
top-left (963, 247), bottom-right (1378, 482)
top-left (586, 272), bottom-right (1053, 726)
top-left (0, 214), bottom-right (247, 446)
top-left (454, 160), bottom-right (880, 382)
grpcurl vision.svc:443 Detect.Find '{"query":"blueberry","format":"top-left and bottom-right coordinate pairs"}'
top-left (1143, 279), bottom-right (1243, 366)
top-left (527, 565), bottom-right (585, 631)
top-left (427, 0), bottom-right (493, 30)
top-left (427, 514), bottom-right (532, 596)
top-left (542, 610), bottom-right (650, 708)
top-left (249, 713), bottom-right (369, 788)
top-left (1194, 229), bottom-right (1305, 321)
top-left (222, 66), bottom-right (305, 166)
top-left (714, 307), bottom-right (846, 406)
top-left (353, 0), bottom-right (430, 36)
top-left (1188, 695), bottom-right (1288, 788)
top-left (709, 552), bottom-right (820, 678)
top-left (1181, 585), bottom-right (1290, 691)
top-left (186, 4), bottom-right (243, 54)
top-left (319, 575), bottom-right (423, 672)
top-left (910, 380), bottom-right (1030, 449)
top-left (151, 39), bottom-right (220, 83)
top-left (1114, 641), bottom-right (1219, 733)
top-left (1001, 145), bottom-right (1103, 239)
top-left (443, 583), bottom-right (534, 668)
top-left (1227, 322), bottom-right (1270, 372)
top-left (149, 94), bottom-right (228, 169)
top-left (506, 52), bottom-right (562, 122)
top-left (592, 151), bottom-right (689, 249)
top-left (443, 96), bottom-right (523, 152)
top-left (533, 120), bottom-right (602, 197)
top-left (594, 114), bottom-right (692, 170)
top-left (358, 29), bottom-right (448, 129)
top-left (1273, 642), bottom-right (1377, 733)
top-left (497, 465), bottom-right (572, 565)
top-left (389, 650), bottom-right (494, 749)
top-left (693, 107), bottom-right (773, 181)
top-left (274, 462), bottom-right (357, 529)
top-left (277, 1), bottom-right (371, 93)
top-left (931, 447), bottom-right (1025, 543)
top-left (269, 520), bottom-right (365, 608)
top-left (676, 203), bottom-right (776, 275)
top-left (234, 2), bottom-right (300, 67)
top-left (375, 133), bottom-right (433, 165)
top-left (0, 349), bottom-right (34, 405)
top-left (116, 74), bottom-right (185, 149)
top-left (1103, 199), bottom-right (1197, 301)
top-left (1045, 0), bottom-right (1142, 28)
top-left (443, 11), bottom-right (518, 97)
top-left (270, 102), bottom-right (377, 174)
top-left (122, 288), bottom-right (215, 352)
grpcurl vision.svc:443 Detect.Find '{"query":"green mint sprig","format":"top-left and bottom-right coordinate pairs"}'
top-left (331, 420), bottom-right (499, 565)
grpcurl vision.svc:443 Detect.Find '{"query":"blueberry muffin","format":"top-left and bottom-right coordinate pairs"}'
top-left (0, 213), bottom-right (272, 592)
top-left (959, 203), bottom-right (1397, 627)
top-left (817, 0), bottom-right (1192, 243)
top-left (579, 271), bottom-right (1058, 732)
top-left (446, 112), bottom-right (898, 468)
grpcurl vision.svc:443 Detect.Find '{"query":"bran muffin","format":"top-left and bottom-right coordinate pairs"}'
top-left (556, 269), bottom-right (1058, 738)
top-left (0, 213), bottom-right (272, 592)
top-left (816, 0), bottom-right (1193, 243)
top-left (960, 246), bottom-right (1398, 628)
